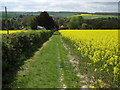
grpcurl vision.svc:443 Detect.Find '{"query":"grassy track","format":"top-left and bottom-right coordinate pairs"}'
top-left (10, 32), bottom-right (67, 88)
top-left (9, 32), bottom-right (85, 88)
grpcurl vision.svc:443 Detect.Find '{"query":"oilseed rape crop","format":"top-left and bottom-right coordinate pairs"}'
top-left (73, 14), bottom-right (94, 16)
top-left (0, 30), bottom-right (28, 34)
top-left (59, 30), bottom-right (119, 88)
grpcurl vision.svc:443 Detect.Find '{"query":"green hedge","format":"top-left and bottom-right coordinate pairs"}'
top-left (2, 30), bottom-right (53, 87)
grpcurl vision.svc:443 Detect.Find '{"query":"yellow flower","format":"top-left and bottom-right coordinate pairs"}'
top-left (113, 67), bottom-right (119, 75)
top-left (94, 68), bottom-right (97, 72)
top-left (98, 79), bottom-right (102, 83)
top-left (89, 85), bottom-right (96, 88)
top-left (78, 47), bottom-right (81, 50)
top-left (103, 64), bottom-right (107, 68)
top-left (98, 79), bottom-right (103, 88)
top-left (0, 30), bottom-right (27, 34)
top-left (109, 62), bottom-right (113, 65)
top-left (59, 30), bottom-right (119, 84)
top-left (106, 69), bottom-right (109, 72)
top-left (100, 85), bottom-right (103, 88)
top-left (87, 63), bottom-right (92, 65)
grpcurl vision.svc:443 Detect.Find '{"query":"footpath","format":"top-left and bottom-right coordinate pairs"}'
top-left (10, 32), bottom-right (87, 88)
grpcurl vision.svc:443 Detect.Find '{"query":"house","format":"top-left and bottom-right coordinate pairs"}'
top-left (59, 25), bottom-right (67, 30)
top-left (37, 26), bottom-right (46, 30)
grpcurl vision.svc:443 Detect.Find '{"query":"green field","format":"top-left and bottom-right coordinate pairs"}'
top-left (73, 14), bottom-right (118, 19)
top-left (0, 11), bottom-right (118, 20)
top-left (0, 13), bottom-right (20, 20)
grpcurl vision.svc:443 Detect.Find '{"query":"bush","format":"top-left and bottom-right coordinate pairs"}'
top-left (2, 30), bottom-right (53, 87)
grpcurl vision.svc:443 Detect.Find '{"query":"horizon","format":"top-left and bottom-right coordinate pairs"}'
top-left (0, 10), bottom-right (119, 13)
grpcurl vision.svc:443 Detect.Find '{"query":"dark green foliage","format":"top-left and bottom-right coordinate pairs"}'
top-left (30, 11), bottom-right (56, 30)
top-left (85, 18), bottom-right (120, 29)
top-left (67, 16), bottom-right (84, 29)
top-left (66, 16), bottom-right (120, 29)
top-left (2, 30), bottom-right (53, 88)
top-left (2, 20), bottom-right (6, 30)
top-left (81, 23), bottom-right (88, 29)
top-left (58, 18), bottom-right (66, 26)
top-left (30, 17), bottom-right (37, 30)
top-left (36, 11), bottom-right (56, 30)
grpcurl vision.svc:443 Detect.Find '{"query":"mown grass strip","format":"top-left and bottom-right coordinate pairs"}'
top-left (10, 33), bottom-right (63, 88)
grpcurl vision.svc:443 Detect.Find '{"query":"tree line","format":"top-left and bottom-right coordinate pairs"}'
top-left (57, 16), bottom-right (120, 29)
top-left (1, 12), bottom-right (57, 31)
top-left (1, 11), bottom-right (120, 30)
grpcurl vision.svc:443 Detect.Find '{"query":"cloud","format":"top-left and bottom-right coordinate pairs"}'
top-left (0, 0), bottom-right (119, 12)
top-left (2, 0), bottom-right (19, 2)
top-left (91, 2), bottom-right (118, 5)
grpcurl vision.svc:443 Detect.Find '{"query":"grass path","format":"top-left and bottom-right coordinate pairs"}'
top-left (10, 32), bottom-right (68, 88)
top-left (10, 32), bottom-right (86, 88)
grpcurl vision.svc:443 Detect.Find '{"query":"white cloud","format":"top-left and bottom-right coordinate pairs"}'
top-left (0, 0), bottom-right (119, 12)
top-left (1, 0), bottom-right (19, 2)
top-left (33, 0), bottom-right (50, 2)
top-left (12, 5), bottom-right (25, 11)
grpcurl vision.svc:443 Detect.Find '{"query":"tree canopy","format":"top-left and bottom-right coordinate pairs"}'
top-left (67, 16), bottom-right (84, 29)
top-left (30, 11), bottom-right (56, 30)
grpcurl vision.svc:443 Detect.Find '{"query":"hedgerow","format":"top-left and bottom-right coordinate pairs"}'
top-left (2, 30), bottom-right (53, 87)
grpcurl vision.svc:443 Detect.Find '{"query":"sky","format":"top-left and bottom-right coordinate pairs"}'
top-left (0, 0), bottom-right (120, 12)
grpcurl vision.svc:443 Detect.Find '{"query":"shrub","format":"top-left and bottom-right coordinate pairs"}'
top-left (2, 30), bottom-right (53, 87)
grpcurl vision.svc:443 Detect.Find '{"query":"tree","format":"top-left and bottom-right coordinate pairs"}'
top-left (81, 23), bottom-right (87, 29)
top-left (36, 11), bottom-right (56, 30)
top-left (30, 11), bottom-right (57, 30)
top-left (58, 18), bottom-right (65, 26)
top-left (7, 20), bottom-right (11, 30)
top-left (2, 20), bottom-right (6, 30)
top-left (67, 16), bottom-right (84, 29)
top-left (30, 16), bottom-right (37, 30)
top-left (23, 15), bottom-right (35, 27)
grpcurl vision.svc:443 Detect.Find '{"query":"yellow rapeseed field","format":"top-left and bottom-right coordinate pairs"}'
top-left (59, 30), bottom-right (119, 88)
top-left (73, 14), bottom-right (96, 16)
top-left (0, 30), bottom-right (27, 34)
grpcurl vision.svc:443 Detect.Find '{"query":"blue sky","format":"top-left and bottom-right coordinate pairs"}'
top-left (0, 0), bottom-right (119, 12)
